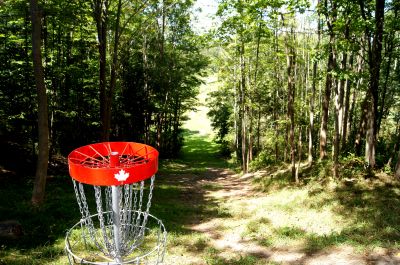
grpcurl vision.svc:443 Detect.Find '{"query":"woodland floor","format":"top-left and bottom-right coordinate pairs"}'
top-left (157, 132), bottom-right (400, 265)
top-left (1, 76), bottom-right (400, 264)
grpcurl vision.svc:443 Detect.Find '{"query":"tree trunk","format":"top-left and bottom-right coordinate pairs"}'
top-left (341, 53), bottom-right (354, 149)
top-left (30, 0), bottom-right (49, 206)
top-left (386, 121), bottom-right (400, 168)
top-left (377, 35), bottom-right (394, 135)
top-left (240, 40), bottom-right (247, 173)
top-left (285, 27), bottom-right (296, 181)
top-left (296, 126), bottom-right (302, 183)
top-left (320, 49), bottom-right (334, 159)
top-left (395, 150), bottom-right (400, 179)
top-left (105, 0), bottom-right (122, 141)
top-left (320, 0), bottom-right (336, 160)
top-left (333, 77), bottom-right (340, 177)
top-left (309, 11), bottom-right (321, 164)
top-left (93, 0), bottom-right (109, 141)
top-left (363, 0), bottom-right (385, 168)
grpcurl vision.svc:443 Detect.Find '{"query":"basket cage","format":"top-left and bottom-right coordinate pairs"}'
top-left (65, 142), bottom-right (166, 264)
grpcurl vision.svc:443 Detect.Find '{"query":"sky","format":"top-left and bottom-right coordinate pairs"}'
top-left (190, 0), bottom-right (219, 33)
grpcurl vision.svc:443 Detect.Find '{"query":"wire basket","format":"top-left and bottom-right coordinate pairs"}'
top-left (65, 142), bottom-right (166, 264)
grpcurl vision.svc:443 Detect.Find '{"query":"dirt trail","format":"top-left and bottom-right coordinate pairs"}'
top-left (185, 167), bottom-right (400, 265)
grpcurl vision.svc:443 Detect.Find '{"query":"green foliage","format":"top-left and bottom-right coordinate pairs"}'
top-left (0, 0), bottom-right (207, 161)
top-left (207, 88), bottom-right (233, 143)
top-left (249, 150), bottom-right (275, 170)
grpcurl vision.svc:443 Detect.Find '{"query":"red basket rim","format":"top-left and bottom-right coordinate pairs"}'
top-left (68, 142), bottom-right (158, 186)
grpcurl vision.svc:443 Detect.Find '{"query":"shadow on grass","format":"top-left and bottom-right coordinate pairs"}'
top-left (159, 130), bottom-right (231, 174)
top-left (0, 130), bottom-right (233, 264)
top-left (253, 166), bottom-right (400, 258)
top-left (0, 175), bottom-right (78, 264)
top-left (328, 182), bottom-right (400, 248)
top-left (151, 130), bottom-right (234, 253)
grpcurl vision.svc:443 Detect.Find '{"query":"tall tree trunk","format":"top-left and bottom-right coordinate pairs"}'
top-left (285, 26), bottom-right (296, 181)
top-left (106, 0), bottom-right (123, 141)
top-left (30, 0), bottom-right (49, 206)
top-left (296, 126), bottom-right (302, 183)
top-left (143, 33), bottom-right (150, 144)
top-left (333, 77), bottom-right (340, 177)
top-left (320, 48), bottom-right (334, 159)
top-left (377, 35), bottom-right (394, 135)
top-left (395, 150), bottom-right (400, 179)
top-left (387, 121), bottom-right (400, 168)
top-left (240, 40), bottom-right (247, 173)
top-left (362, 0), bottom-right (385, 168)
top-left (320, 0), bottom-right (336, 160)
top-left (93, 0), bottom-right (109, 141)
top-left (341, 53), bottom-right (354, 149)
top-left (309, 9), bottom-right (321, 164)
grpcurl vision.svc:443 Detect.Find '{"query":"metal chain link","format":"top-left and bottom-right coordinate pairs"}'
top-left (94, 186), bottom-right (112, 253)
top-left (141, 175), bottom-right (155, 236)
top-left (72, 174), bottom-right (158, 260)
top-left (105, 187), bottom-right (113, 226)
top-left (77, 182), bottom-right (104, 252)
top-left (133, 180), bottom-right (145, 239)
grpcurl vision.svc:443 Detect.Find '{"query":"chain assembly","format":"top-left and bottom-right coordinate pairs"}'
top-left (65, 142), bottom-right (166, 264)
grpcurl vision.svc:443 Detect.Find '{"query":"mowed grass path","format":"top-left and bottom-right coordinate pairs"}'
top-left (155, 132), bottom-right (400, 265)
top-left (1, 74), bottom-right (400, 264)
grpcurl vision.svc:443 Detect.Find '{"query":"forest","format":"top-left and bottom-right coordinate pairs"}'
top-left (207, 0), bottom-right (400, 179)
top-left (1, 0), bottom-right (400, 264)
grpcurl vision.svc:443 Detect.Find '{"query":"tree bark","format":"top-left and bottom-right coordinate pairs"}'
top-left (320, 48), bottom-right (334, 159)
top-left (320, 0), bottom-right (337, 160)
top-left (309, 10), bottom-right (321, 164)
top-left (30, 0), bottom-right (49, 206)
top-left (93, 0), bottom-right (109, 141)
top-left (296, 126), bottom-right (302, 183)
top-left (361, 0), bottom-right (385, 168)
top-left (395, 150), bottom-right (400, 179)
top-left (285, 26), bottom-right (296, 181)
top-left (239, 40), bottom-right (247, 173)
top-left (341, 53), bottom-right (354, 149)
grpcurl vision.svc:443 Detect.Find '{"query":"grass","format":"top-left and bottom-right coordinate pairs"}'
top-left (0, 130), bottom-right (230, 264)
top-left (241, 172), bottom-right (400, 254)
top-left (1, 74), bottom-right (400, 264)
top-left (1, 132), bottom-right (400, 264)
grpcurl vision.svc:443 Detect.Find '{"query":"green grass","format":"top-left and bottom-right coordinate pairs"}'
top-left (1, 132), bottom-right (400, 264)
top-left (0, 130), bottom-right (230, 264)
top-left (238, 173), bottom-right (400, 255)
top-left (1, 73), bottom-right (400, 264)
top-left (159, 130), bottom-right (231, 175)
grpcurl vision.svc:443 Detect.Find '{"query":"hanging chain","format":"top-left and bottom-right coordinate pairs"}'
top-left (71, 174), bottom-right (159, 259)
top-left (94, 186), bottom-right (112, 253)
top-left (133, 180), bottom-right (145, 239)
top-left (77, 182), bottom-right (104, 252)
top-left (141, 175), bottom-right (155, 236)
top-left (105, 186), bottom-right (113, 226)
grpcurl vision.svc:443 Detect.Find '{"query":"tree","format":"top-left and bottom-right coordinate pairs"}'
top-left (359, 0), bottom-right (385, 168)
top-left (30, 0), bottom-right (49, 206)
top-left (396, 151), bottom-right (400, 178)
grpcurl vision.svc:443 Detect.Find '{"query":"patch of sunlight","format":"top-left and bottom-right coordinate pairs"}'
top-left (183, 75), bottom-right (221, 137)
top-left (164, 232), bottom-right (211, 265)
top-left (243, 188), bottom-right (349, 236)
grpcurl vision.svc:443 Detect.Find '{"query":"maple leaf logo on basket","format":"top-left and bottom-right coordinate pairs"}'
top-left (114, 169), bottom-right (129, 181)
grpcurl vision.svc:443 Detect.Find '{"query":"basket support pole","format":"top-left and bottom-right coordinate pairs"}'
top-left (110, 151), bottom-right (122, 263)
top-left (112, 186), bottom-right (122, 263)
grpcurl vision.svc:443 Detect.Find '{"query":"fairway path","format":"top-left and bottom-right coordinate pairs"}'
top-left (157, 76), bottom-right (399, 264)
top-left (159, 131), bottom-right (399, 265)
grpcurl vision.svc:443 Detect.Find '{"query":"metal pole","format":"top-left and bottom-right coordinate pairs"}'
top-left (110, 152), bottom-right (122, 263)
top-left (112, 186), bottom-right (122, 263)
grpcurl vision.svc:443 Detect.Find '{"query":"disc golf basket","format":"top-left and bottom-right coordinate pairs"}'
top-left (65, 142), bottom-right (167, 264)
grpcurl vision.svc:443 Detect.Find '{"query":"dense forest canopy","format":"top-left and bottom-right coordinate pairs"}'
top-left (0, 0), bottom-right (400, 204)
top-left (207, 0), bottom-right (400, 179)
